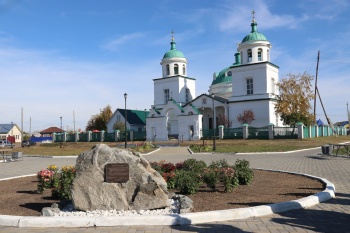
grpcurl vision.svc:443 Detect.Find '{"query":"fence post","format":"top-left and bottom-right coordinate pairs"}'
top-left (316, 125), bottom-right (319, 137)
top-left (75, 132), bottom-right (79, 142)
top-left (242, 124), bottom-right (249, 139)
top-left (130, 130), bottom-right (134, 141)
top-left (268, 123), bottom-right (274, 140)
top-left (100, 130), bottom-right (105, 142)
top-left (115, 130), bottom-right (120, 142)
top-left (63, 132), bottom-right (67, 142)
top-left (52, 132), bottom-right (56, 142)
top-left (297, 122), bottom-right (304, 140)
top-left (218, 125), bottom-right (224, 139)
top-left (87, 131), bottom-right (92, 142)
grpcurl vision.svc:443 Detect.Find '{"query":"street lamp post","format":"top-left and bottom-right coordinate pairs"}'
top-left (11, 122), bottom-right (13, 147)
top-left (144, 109), bottom-right (147, 140)
top-left (124, 93), bottom-right (128, 149)
top-left (60, 117), bottom-right (63, 148)
top-left (211, 94), bottom-right (216, 151)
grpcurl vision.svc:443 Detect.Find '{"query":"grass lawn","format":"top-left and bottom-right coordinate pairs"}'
top-left (9, 135), bottom-right (350, 156)
top-left (12, 141), bottom-right (152, 156)
top-left (183, 135), bottom-right (350, 154)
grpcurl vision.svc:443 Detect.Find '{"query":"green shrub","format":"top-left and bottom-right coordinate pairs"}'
top-left (221, 167), bottom-right (239, 192)
top-left (182, 158), bottom-right (207, 173)
top-left (37, 165), bottom-right (76, 200)
top-left (202, 168), bottom-right (220, 191)
top-left (174, 170), bottom-right (202, 194)
top-left (234, 159), bottom-right (254, 185)
top-left (208, 159), bottom-right (230, 169)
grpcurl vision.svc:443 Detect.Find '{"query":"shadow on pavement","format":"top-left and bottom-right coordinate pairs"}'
top-left (271, 196), bottom-right (350, 233)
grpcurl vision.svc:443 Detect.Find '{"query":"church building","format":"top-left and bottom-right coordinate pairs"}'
top-left (146, 15), bottom-right (283, 141)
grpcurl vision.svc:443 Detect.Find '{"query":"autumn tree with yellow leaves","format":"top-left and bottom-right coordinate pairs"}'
top-left (275, 72), bottom-right (315, 127)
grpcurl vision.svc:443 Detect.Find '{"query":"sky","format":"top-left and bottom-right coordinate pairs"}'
top-left (0, 0), bottom-right (349, 133)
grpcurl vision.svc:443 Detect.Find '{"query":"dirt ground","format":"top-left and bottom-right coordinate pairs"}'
top-left (0, 170), bottom-right (324, 216)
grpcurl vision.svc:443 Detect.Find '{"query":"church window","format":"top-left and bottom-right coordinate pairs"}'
top-left (227, 71), bottom-right (232, 76)
top-left (166, 64), bottom-right (170, 75)
top-left (174, 64), bottom-right (179, 75)
top-left (183, 65), bottom-right (186, 75)
top-left (202, 98), bottom-right (207, 104)
top-left (267, 49), bottom-right (270, 61)
top-left (240, 51), bottom-right (243, 64)
top-left (188, 111), bottom-right (193, 115)
top-left (258, 48), bottom-right (262, 61)
top-left (164, 89), bottom-right (170, 103)
top-left (247, 49), bottom-right (252, 62)
top-left (246, 78), bottom-right (253, 95)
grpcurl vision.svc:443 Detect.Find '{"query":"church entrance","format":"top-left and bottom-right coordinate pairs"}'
top-left (166, 109), bottom-right (179, 139)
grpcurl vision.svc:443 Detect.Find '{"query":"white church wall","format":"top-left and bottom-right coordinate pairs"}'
top-left (146, 117), bottom-right (168, 141)
top-left (178, 115), bottom-right (202, 140)
top-left (229, 100), bottom-right (271, 128)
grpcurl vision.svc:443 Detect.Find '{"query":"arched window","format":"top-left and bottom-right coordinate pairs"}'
top-left (240, 51), bottom-right (243, 64)
top-left (258, 48), bottom-right (263, 61)
top-left (182, 65), bottom-right (186, 75)
top-left (188, 111), bottom-right (193, 115)
top-left (174, 64), bottom-right (179, 75)
top-left (166, 64), bottom-right (170, 75)
top-left (247, 49), bottom-right (252, 62)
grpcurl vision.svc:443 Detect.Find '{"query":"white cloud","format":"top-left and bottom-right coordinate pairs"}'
top-left (218, 0), bottom-right (308, 32)
top-left (0, 45), bottom-right (156, 132)
top-left (101, 32), bottom-right (145, 52)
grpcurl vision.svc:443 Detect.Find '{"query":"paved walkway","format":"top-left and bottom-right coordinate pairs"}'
top-left (0, 147), bottom-right (349, 232)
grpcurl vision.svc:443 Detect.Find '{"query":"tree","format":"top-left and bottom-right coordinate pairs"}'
top-left (217, 114), bottom-right (232, 128)
top-left (85, 105), bottom-right (113, 131)
top-left (237, 109), bottom-right (255, 125)
top-left (113, 121), bottom-right (126, 132)
top-left (275, 72), bottom-right (314, 127)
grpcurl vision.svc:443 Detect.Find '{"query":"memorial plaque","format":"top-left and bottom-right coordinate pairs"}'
top-left (105, 163), bottom-right (129, 183)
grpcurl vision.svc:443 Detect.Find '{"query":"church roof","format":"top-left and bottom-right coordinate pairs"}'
top-left (163, 37), bottom-right (185, 59)
top-left (241, 21), bottom-right (268, 43)
top-left (211, 67), bottom-right (232, 85)
top-left (118, 109), bottom-right (149, 125)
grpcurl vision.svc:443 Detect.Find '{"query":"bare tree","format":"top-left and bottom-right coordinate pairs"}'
top-left (237, 109), bottom-right (255, 125)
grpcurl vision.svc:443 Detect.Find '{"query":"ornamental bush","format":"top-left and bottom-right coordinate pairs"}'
top-left (182, 158), bottom-right (207, 174)
top-left (202, 168), bottom-right (220, 191)
top-left (234, 159), bottom-right (254, 185)
top-left (174, 170), bottom-right (202, 194)
top-left (37, 165), bottom-right (76, 200)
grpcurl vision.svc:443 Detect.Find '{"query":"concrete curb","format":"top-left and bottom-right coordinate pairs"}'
top-left (0, 170), bottom-right (335, 228)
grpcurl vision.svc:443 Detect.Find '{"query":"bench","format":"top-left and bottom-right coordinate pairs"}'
top-left (330, 143), bottom-right (350, 156)
top-left (0, 149), bottom-right (12, 162)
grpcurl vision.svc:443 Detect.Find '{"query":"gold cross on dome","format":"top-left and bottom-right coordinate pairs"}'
top-left (171, 30), bottom-right (174, 41)
top-left (251, 10), bottom-right (256, 22)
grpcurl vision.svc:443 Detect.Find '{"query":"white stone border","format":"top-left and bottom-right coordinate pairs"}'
top-left (0, 170), bottom-right (335, 228)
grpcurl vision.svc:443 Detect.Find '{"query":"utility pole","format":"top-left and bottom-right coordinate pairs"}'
top-left (313, 50), bottom-right (320, 124)
top-left (21, 107), bottom-right (23, 141)
top-left (29, 117), bottom-right (32, 135)
top-left (73, 110), bottom-right (76, 132)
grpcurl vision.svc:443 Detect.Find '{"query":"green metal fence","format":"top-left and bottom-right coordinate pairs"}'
top-left (104, 132), bottom-right (115, 142)
top-left (223, 128), bottom-right (243, 139)
top-left (248, 126), bottom-right (269, 139)
top-left (202, 129), bottom-right (218, 139)
top-left (133, 131), bottom-right (146, 141)
top-left (78, 133), bottom-right (88, 142)
top-left (303, 126), bottom-right (310, 138)
top-left (66, 134), bottom-right (75, 142)
top-left (273, 127), bottom-right (298, 139)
